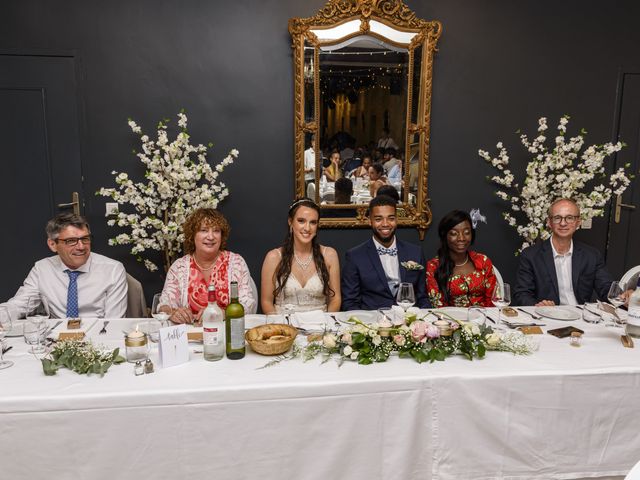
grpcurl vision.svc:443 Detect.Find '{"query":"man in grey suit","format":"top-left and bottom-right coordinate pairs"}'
top-left (514, 198), bottom-right (613, 306)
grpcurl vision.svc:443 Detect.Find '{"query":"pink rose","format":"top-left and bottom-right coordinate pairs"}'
top-left (393, 334), bottom-right (406, 346)
top-left (341, 333), bottom-right (353, 345)
top-left (410, 321), bottom-right (427, 341)
top-left (426, 324), bottom-right (440, 339)
top-left (450, 322), bottom-right (460, 331)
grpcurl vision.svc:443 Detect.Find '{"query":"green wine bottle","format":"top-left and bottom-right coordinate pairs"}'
top-left (225, 281), bottom-right (245, 359)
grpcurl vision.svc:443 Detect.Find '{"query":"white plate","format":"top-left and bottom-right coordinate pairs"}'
top-left (534, 306), bottom-right (580, 321)
top-left (432, 307), bottom-right (483, 323)
top-left (336, 310), bottom-right (379, 325)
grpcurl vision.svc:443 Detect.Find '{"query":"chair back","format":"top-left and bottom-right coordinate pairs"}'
top-left (492, 264), bottom-right (505, 292)
top-left (621, 265), bottom-right (640, 289)
top-left (306, 182), bottom-right (316, 200)
top-left (126, 273), bottom-right (147, 318)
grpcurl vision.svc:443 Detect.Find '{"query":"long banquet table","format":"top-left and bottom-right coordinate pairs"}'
top-left (1, 308), bottom-right (638, 480)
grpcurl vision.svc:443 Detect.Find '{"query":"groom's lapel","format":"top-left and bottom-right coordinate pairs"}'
top-left (397, 240), bottom-right (410, 283)
top-left (366, 239), bottom-right (392, 293)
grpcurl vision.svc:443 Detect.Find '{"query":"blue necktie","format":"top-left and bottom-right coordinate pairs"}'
top-left (376, 246), bottom-right (398, 256)
top-left (65, 270), bottom-right (81, 318)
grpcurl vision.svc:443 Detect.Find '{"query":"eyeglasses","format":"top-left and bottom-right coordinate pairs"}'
top-left (549, 215), bottom-right (579, 224)
top-left (55, 235), bottom-right (92, 246)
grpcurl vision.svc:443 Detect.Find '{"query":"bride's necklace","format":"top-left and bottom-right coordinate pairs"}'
top-left (294, 251), bottom-right (313, 270)
top-left (193, 254), bottom-right (218, 271)
top-left (454, 255), bottom-right (469, 267)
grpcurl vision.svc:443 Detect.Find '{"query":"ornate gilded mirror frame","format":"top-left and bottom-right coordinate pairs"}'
top-left (289, 0), bottom-right (441, 239)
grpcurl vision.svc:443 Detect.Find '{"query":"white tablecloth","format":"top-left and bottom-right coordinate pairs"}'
top-left (0, 310), bottom-right (637, 480)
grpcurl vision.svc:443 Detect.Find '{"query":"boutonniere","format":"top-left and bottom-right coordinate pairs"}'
top-left (401, 261), bottom-right (424, 271)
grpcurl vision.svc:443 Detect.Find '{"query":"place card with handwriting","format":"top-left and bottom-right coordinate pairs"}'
top-left (158, 324), bottom-right (189, 368)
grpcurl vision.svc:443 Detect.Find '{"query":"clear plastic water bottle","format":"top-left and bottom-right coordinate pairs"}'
top-left (202, 284), bottom-right (225, 361)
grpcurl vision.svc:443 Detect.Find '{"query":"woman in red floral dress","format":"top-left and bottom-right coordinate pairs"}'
top-left (426, 210), bottom-right (497, 307)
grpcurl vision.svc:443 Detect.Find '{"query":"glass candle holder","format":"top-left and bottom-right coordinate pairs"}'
top-left (570, 331), bottom-right (583, 347)
top-left (433, 320), bottom-right (452, 336)
top-left (124, 330), bottom-right (149, 363)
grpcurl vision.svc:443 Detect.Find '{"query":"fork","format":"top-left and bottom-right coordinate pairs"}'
top-left (99, 321), bottom-right (110, 335)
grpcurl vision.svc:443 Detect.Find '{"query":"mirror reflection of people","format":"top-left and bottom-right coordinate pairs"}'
top-left (324, 150), bottom-right (342, 182)
top-left (261, 199), bottom-right (341, 313)
top-left (334, 178), bottom-right (353, 205)
top-left (426, 210), bottom-right (497, 308)
top-left (159, 208), bottom-right (256, 324)
top-left (353, 154), bottom-right (372, 179)
top-left (514, 198), bottom-right (614, 306)
top-left (376, 184), bottom-right (400, 203)
top-left (2, 212), bottom-right (128, 318)
top-left (304, 134), bottom-right (315, 184)
top-left (341, 195), bottom-right (430, 310)
top-left (377, 128), bottom-right (398, 150)
top-left (383, 148), bottom-right (401, 174)
top-left (368, 163), bottom-right (388, 196)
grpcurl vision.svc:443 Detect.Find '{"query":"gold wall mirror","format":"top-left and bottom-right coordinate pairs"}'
top-left (289, 0), bottom-right (442, 239)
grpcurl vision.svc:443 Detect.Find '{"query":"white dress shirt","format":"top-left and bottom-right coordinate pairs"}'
top-left (4, 252), bottom-right (128, 318)
top-left (304, 147), bottom-right (315, 181)
top-left (373, 237), bottom-right (400, 294)
top-left (551, 239), bottom-right (578, 305)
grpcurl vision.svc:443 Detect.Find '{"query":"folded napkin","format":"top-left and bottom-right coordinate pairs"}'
top-left (293, 310), bottom-right (329, 328)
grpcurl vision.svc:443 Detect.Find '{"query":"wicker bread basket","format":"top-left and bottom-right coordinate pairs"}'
top-left (245, 324), bottom-right (298, 356)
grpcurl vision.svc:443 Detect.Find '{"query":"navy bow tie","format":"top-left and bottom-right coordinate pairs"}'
top-left (376, 246), bottom-right (397, 256)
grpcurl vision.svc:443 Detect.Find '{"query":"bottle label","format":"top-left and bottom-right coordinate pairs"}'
top-left (627, 306), bottom-right (640, 327)
top-left (230, 317), bottom-right (245, 349)
top-left (203, 326), bottom-right (220, 346)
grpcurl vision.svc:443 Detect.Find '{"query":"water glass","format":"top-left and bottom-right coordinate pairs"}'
top-left (0, 306), bottom-right (14, 369)
top-left (467, 307), bottom-right (487, 326)
top-left (151, 294), bottom-right (170, 324)
top-left (25, 296), bottom-right (49, 354)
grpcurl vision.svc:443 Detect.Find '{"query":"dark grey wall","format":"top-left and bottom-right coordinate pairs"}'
top-left (2, 0), bottom-right (639, 301)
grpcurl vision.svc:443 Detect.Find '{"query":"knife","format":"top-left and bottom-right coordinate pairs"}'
top-left (42, 320), bottom-right (63, 339)
top-left (516, 307), bottom-right (542, 320)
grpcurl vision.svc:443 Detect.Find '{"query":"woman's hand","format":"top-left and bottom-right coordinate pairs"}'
top-left (170, 307), bottom-right (195, 324)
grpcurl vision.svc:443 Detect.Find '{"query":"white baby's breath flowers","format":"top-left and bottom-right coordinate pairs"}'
top-left (480, 115), bottom-right (631, 252)
top-left (98, 111), bottom-right (239, 272)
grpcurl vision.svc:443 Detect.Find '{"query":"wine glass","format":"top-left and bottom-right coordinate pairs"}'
top-left (396, 282), bottom-right (416, 312)
top-left (491, 283), bottom-right (511, 327)
top-left (25, 295), bottom-right (49, 354)
top-left (607, 281), bottom-right (626, 309)
top-left (0, 306), bottom-right (14, 369)
top-left (151, 294), bottom-right (170, 324)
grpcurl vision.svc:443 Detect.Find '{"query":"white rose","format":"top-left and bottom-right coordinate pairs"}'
top-left (343, 345), bottom-right (353, 356)
top-left (322, 334), bottom-right (337, 349)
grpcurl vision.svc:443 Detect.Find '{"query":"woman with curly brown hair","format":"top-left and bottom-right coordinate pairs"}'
top-left (159, 208), bottom-right (255, 323)
top-left (260, 198), bottom-right (340, 313)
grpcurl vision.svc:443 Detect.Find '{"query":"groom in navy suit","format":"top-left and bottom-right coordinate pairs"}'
top-left (341, 195), bottom-right (430, 310)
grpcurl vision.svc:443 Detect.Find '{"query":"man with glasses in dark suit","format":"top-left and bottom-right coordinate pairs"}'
top-left (514, 198), bottom-right (613, 306)
top-left (2, 212), bottom-right (127, 318)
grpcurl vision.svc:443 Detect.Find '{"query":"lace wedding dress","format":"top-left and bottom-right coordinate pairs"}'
top-left (275, 273), bottom-right (327, 313)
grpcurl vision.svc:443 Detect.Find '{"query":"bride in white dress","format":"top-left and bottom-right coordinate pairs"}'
top-left (261, 198), bottom-right (341, 313)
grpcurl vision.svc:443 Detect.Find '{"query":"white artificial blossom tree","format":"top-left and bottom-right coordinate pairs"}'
top-left (479, 115), bottom-right (631, 252)
top-left (98, 111), bottom-right (239, 272)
